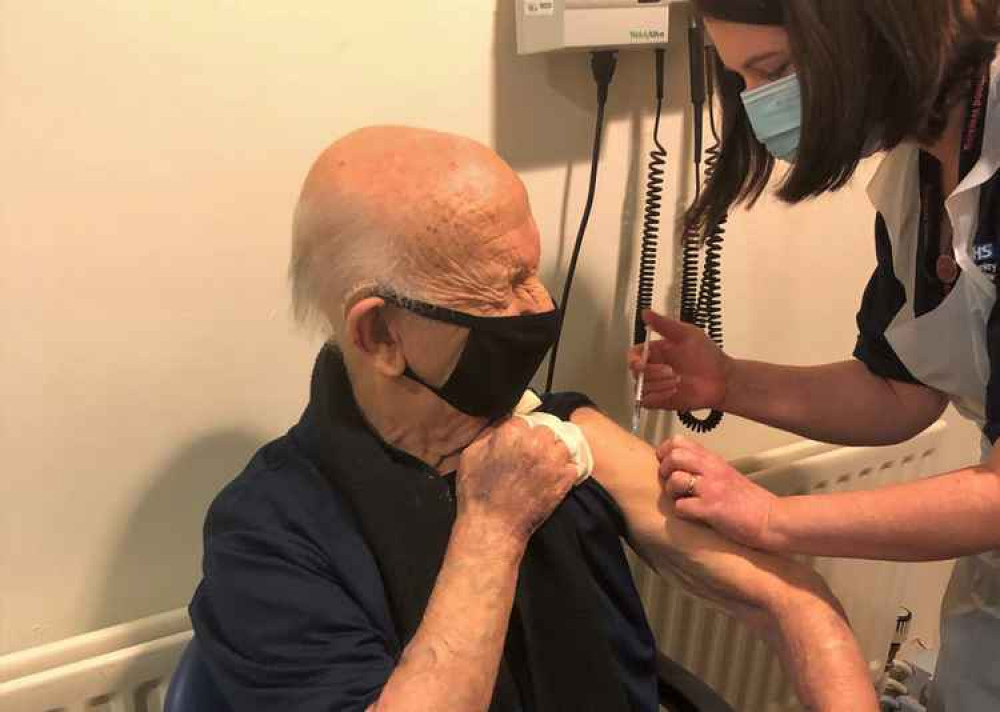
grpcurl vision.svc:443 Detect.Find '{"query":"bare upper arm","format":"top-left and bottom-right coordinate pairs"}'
top-left (569, 407), bottom-right (829, 614)
top-left (848, 360), bottom-right (947, 442)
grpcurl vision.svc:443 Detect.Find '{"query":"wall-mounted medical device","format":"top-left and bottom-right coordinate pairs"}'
top-left (515, 0), bottom-right (686, 55)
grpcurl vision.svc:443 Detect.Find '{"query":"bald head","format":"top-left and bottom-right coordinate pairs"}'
top-left (291, 126), bottom-right (540, 334)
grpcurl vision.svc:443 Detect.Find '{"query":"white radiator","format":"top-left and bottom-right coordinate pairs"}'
top-left (632, 421), bottom-right (950, 712)
top-left (0, 609), bottom-right (191, 712)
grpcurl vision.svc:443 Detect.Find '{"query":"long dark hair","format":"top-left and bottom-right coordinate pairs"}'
top-left (687, 0), bottom-right (1000, 236)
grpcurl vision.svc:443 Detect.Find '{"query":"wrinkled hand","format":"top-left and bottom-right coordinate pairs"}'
top-left (657, 436), bottom-right (779, 551)
top-left (457, 418), bottom-right (578, 545)
top-left (627, 310), bottom-right (732, 412)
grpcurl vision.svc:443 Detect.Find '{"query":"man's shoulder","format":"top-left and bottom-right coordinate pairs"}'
top-left (204, 432), bottom-right (358, 544)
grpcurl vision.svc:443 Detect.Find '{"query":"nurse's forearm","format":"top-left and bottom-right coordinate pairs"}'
top-left (370, 517), bottom-right (522, 712)
top-left (766, 467), bottom-right (1000, 560)
top-left (723, 359), bottom-right (947, 446)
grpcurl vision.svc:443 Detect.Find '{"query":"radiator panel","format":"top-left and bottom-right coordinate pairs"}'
top-left (0, 619), bottom-right (189, 712)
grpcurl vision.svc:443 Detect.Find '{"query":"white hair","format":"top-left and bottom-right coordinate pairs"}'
top-left (288, 192), bottom-right (423, 340)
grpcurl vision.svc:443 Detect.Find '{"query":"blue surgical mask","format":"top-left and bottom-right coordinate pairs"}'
top-left (741, 73), bottom-right (802, 162)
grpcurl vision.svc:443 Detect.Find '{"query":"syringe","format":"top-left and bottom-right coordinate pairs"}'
top-left (631, 337), bottom-right (651, 435)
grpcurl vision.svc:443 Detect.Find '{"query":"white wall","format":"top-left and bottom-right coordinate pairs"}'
top-left (1, 1), bottom-right (979, 656)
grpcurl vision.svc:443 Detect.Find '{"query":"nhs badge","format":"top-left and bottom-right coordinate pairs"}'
top-left (974, 241), bottom-right (997, 278)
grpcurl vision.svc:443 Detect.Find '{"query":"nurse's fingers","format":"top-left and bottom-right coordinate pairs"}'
top-left (659, 446), bottom-right (704, 476)
top-left (656, 435), bottom-right (694, 461)
top-left (628, 345), bottom-right (678, 375)
top-left (638, 364), bottom-right (678, 381)
top-left (674, 493), bottom-right (711, 522)
top-left (640, 373), bottom-right (680, 393)
top-left (640, 388), bottom-right (680, 410)
top-left (662, 470), bottom-right (700, 500)
top-left (642, 310), bottom-right (690, 344)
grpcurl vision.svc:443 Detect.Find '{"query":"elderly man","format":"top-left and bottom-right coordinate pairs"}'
top-left (189, 126), bottom-right (876, 711)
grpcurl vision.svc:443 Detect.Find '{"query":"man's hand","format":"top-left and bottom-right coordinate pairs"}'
top-left (373, 420), bottom-right (577, 712)
top-left (658, 436), bottom-right (782, 551)
top-left (457, 418), bottom-right (578, 546)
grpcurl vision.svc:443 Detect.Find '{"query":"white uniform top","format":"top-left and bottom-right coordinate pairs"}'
top-left (862, 53), bottom-right (1000, 711)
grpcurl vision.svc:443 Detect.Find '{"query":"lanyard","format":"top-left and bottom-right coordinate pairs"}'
top-left (920, 63), bottom-right (991, 293)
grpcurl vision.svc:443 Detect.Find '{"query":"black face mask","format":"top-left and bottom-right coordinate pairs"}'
top-left (378, 292), bottom-right (561, 420)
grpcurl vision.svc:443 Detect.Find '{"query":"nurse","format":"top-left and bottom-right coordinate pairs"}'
top-left (630, 1), bottom-right (1000, 710)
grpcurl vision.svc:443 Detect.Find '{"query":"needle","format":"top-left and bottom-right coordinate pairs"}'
top-left (631, 337), bottom-right (651, 435)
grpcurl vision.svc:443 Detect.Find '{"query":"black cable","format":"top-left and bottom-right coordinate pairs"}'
top-left (545, 50), bottom-right (618, 393)
top-left (678, 29), bottom-right (726, 434)
top-left (633, 49), bottom-right (667, 347)
top-left (698, 76), bottom-right (727, 348)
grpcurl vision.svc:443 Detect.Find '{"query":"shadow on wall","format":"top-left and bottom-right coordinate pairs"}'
top-left (90, 429), bottom-right (264, 631)
top-left (492, 0), bottom-right (602, 170)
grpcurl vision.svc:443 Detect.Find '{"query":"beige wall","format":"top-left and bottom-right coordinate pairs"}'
top-left (1, 1), bottom-right (979, 656)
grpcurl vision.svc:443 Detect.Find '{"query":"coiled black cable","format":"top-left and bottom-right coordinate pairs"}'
top-left (696, 103), bottom-right (726, 348)
top-left (678, 37), bottom-right (726, 434)
top-left (678, 172), bottom-right (703, 327)
top-left (633, 49), bottom-right (667, 346)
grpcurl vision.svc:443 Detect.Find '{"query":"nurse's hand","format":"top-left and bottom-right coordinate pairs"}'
top-left (628, 310), bottom-right (731, 412)
top-left (658, 436), bottom-right (780, 551)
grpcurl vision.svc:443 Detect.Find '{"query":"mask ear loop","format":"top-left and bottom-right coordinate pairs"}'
top-left (400, 362), bottom-right (442, 393)
top-left (344, 286), bottom-right (433, 388)
top-left (373, 289), bottom-right (469, 397)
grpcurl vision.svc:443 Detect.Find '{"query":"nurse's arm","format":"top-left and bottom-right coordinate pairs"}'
top-left (721, 359), bottom-right (948, 447)
top-left (570, 408), bottom-right (878, 712)
top-left (762, 448), bottom-right (1000, 561)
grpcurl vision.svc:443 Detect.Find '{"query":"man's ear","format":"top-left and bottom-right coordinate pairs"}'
top-left (344, 297), bottom-right (407, 377)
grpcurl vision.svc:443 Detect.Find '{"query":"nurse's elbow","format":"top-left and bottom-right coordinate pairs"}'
top-left (886, 383), bottom-right (948, 443)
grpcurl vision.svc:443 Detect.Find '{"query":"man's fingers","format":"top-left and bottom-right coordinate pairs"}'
top-left (544, 432), bottom-right (572, 462)
top-left (507, 417), bottom-right (531, 431)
